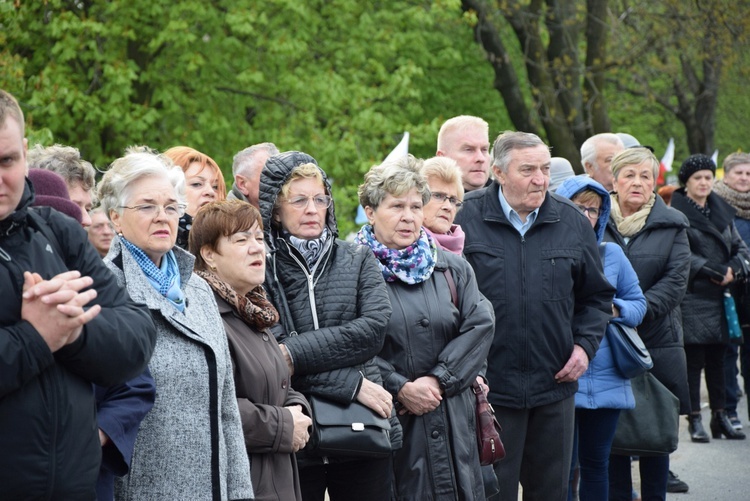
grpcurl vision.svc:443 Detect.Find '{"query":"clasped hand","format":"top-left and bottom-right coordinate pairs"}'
top-left (397, 376), bottom-right (443, 416)
top-left (21, 271), bottom-right (102, 352)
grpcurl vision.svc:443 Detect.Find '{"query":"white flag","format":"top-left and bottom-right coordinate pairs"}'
top-left (711, 149), bottom-right (719, 166)
top-left (383, 132), bottom-right (409, 163)
top-left (661, 138), bottom-right (675, 172)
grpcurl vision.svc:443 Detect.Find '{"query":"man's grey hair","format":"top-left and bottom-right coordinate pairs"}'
top-left (98, 146), bottom-right (186, 220)
top-left (491, 131), bottom-right (548, 173)
top-left (232, 142), bottom-right (279, 177)
top-left (27, 143), bottom-right (97, 191)
top-left (359, 154), bottom-right (430, 210)
top-left (580, 133), bottom-right (623, 168)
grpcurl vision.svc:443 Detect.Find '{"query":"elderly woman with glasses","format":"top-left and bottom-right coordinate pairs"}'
top-left (419, 156), bottom-right (466, 255)
top-left (98, 147), bottom-right (252, 500)
top-left (356, 155), bottom-right (495, 500)
top-left (556, 175), bottom-right (646, 501)
top-left (258, 151), bottom-right (399, 501)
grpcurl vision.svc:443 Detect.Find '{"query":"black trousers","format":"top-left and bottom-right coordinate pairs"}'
top-left (491, 396), bottom-right (575, 501)
top-left (298, 456), bottom-right (392, 501)
top-left (685, 343), bottom-right (727, 413)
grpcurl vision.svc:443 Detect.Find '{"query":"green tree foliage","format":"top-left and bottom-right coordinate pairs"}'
top-left (0, 0), bottom-right (509, 234)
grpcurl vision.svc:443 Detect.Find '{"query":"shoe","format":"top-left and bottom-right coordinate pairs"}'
top-left (687, 414), bottom-right (710, 442)
top-left (666, 471), bottom-right (689, 493)
top-left (727, 411), bottom-right (743, 430)
top-left (710, 410), bottom-right (747, 439)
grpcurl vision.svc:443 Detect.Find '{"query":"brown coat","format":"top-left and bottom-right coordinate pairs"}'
top-left (216, 293), bottom-right (310, 501)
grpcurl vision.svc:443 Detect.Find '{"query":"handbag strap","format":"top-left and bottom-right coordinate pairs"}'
top-left (442, 269), bottom-right (458, 308)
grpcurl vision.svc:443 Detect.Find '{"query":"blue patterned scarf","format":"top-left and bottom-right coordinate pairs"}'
top-left (355, 224), bottom-right (437, 284)
top-left (121, 237), bottom-right (185, 312)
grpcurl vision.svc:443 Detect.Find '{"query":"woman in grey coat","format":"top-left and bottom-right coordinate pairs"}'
top-left (357, 156), bottom-right (495, 500)
top-left (98, 147), bottom-right (253, 501)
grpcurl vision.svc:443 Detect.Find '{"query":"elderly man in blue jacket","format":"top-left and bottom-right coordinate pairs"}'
top-left (0, 89), bottom-right (157, 500)
top-left (456, 131), bottom-right (615, 501)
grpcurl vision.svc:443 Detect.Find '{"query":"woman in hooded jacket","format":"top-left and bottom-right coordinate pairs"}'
top-left (258, 151), bottom-right (400, 501)
top-left (556, 176), bottom-right (646, 501)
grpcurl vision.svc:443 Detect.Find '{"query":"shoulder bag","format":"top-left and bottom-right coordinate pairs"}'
top-left (610, 371), bottom-right (679, 456)
top-left (607, 322), bottom-right (653, 378)
top-left (307, 395), bottom-right (392, 458)
top-left (443, 268), bottom-right (505, 465)
top-left (598, 243), bottom-right (653, 378)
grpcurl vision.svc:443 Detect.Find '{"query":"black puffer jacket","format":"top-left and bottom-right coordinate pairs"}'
top-left (604, 194), bottom-right (692, 414)
top-left (0, 181), bottom-right (157, 499)
top-left (258, 151), bottom-right (402, 455)
top-left (671, 189), bottom-right (750, 345)
top-left (378, 249), bottom-right (494, 500)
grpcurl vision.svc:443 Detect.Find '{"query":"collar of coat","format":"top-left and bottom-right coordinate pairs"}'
top-left (671, 188), bottom-right (736, 234)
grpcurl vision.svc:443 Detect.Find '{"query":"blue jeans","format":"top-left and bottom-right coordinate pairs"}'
top-left (568, 408), bottom-right (621, 501)
top-left (609, 454), bottom-right (669, 501)
top-left (725, 333), bottom-right (750, 417)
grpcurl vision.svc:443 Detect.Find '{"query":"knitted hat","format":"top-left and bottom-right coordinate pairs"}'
top-left (28, 169), bottom-right (83, 224)
top-left (678, 154), bottom-right (716, 186)
top-left (549, 157), bottom-right (575, 192)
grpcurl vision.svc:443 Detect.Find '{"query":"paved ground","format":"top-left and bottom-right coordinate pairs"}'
top-left (664, 391), bottom-right (750, 500)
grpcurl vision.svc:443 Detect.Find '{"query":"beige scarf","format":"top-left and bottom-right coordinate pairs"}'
top-left (609, 192), bottom-right (656, 237)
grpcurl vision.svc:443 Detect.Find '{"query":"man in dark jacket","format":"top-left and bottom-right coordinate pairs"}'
top-left (0, 89), bottom-right (157, 500)
top-left (455, 131), bottom-right (614, 501)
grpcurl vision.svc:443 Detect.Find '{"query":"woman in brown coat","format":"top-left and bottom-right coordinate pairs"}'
top-left (190, 200), bottom-right (312, 501)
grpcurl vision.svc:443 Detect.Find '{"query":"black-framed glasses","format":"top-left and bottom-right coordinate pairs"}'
top-left (285, 195), bottom-right (332, 210)
top-left (431, 192), bottom-right (463, 208)
top-left (119, 203), bottom-right (186, 218)
top-left (576, 205), bottom-right (600, 219)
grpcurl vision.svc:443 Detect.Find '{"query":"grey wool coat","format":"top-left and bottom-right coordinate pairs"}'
top-left (105, 238), bottom-right (253, 501)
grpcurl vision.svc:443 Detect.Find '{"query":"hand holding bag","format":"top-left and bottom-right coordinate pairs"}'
top-left (307, 395), bottom-right (392, 458)
top-left (607, 322), bottom-right (653, 379)
top-left (610, 372), bottom-right (679, 456)
top-left (473, 381), bottom-right (505, 465)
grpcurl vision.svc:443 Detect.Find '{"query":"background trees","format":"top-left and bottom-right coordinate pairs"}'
top-left (2, 0), bottom-right (748, 233)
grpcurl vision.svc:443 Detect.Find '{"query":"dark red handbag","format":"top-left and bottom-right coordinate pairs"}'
top-left (473, 381), bottom-right (505, 465)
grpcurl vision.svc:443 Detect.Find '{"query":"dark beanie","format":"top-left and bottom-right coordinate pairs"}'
top-left (28, 169), bottom-right (84, 224)
top-left (678, 154), bottom-right (716, 186)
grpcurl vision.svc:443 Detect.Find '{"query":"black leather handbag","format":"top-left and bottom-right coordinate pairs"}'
top-left (307, 395), bottom-right (392, 458)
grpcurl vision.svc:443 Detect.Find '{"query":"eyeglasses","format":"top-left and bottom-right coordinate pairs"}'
top-left (576, 205), bottom-right (600, 219)
top-left (431, 192), bottom-right (463, 208)
top-left (284, 195), bottom-right (332, 210)
top-left (119, 203), bottom-right (186, 218)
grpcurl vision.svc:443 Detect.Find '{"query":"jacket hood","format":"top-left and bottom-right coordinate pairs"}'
top-left (258, 151), bottom-right (338, 249)
top-left (555, 175), bottom-right (611, 244)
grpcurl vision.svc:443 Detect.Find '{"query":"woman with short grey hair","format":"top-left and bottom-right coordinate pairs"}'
top-left (98, 147), bottom-right (253, 500)
top-left (420, 156), bottom-right (465, 255)
top-left (356, 156), bottom-right (495, 500)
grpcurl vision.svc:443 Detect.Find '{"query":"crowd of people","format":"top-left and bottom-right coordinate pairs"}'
top-left (2, 86), bottom-right (749, 501)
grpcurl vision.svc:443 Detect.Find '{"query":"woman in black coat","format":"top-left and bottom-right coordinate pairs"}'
top-left (603, 147), bottom-right (691, 501)
top-left (259, 151), bottom-right (400, 501)
top-left (670, 154), bottom-right (750, 442)
top-left (357, 156), bottom-right (495, 500)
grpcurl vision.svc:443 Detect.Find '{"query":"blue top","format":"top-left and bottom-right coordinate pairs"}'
top-left (498, 184), bottom-right (539, 236)
top-left (556, 176), bottom-right (647, 409)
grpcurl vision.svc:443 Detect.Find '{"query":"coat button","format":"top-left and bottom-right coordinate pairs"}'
top-left (281, 379), bottom-right (288, 389)
top-left (420, 318), bottom-right (430, 327)
top-left (262, 334), bottom-right (269, 341)
top-left (431, 430), bottom-right (440, 439)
